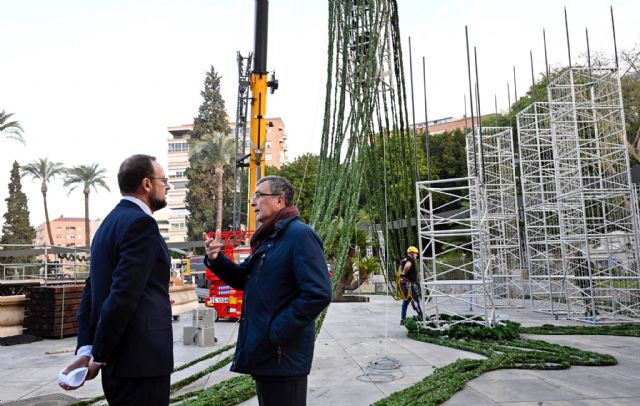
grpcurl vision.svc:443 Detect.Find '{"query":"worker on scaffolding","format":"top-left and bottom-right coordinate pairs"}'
top-left (399, 246), bottom-right (424, 324)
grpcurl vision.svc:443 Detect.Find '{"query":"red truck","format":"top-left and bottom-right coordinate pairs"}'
top-left (204, 230), bottom-right (253, 320)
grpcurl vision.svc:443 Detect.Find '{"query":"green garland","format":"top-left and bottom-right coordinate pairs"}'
top-left (70, 345), bottom-right (238, 406)
top-left (373, 317), bottom-right (617, 406)
top-left (170, 354), bottom-right (235, 393)
top-left (172, 343), bottom-right (235, 373)
top-left (521, 323), bottom-right (640, 336)
top-left (170, 376), bottom-right (255, 406)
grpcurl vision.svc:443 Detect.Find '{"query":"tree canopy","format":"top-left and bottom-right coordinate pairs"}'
top-left (0, 110), bottom-right (25, 144)
top-left (1, 161), bottom-right (35, 245)
top-left (186, 66), bottom-right (234, 240)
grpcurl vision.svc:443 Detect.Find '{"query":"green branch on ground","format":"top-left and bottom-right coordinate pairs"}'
top-left (373, 317), bottom-right (618, 406)
top-left (170, 376), bottom-right (255, 406)
top-left (172, 343), bottom-right (235, 373)
top-left (521, 323), bottom-right (640, 336)
top-left (70, 344), bottom-right (241, 406)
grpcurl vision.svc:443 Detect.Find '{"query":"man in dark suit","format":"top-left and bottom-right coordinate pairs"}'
top-left (60, 154), bottom-right (173, 405)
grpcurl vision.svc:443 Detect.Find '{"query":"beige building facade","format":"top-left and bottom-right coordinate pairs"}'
top-left (33, 215), bottom-right (101, 247)
top-left (154, 119), bottom-right (288, 243)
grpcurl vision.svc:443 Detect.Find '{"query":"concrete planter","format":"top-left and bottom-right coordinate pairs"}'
top-left (169, 284), bottom-right (199, 315)
top-left (0, 295), bottom-right (25, 337)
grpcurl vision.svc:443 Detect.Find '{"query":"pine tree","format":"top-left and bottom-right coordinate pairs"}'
top-left (1, 161), bottom-right (35, 245)
top-left (191, 66), bottom-right (230, 141)
top-left (186, 66), bottom-right (233, 240)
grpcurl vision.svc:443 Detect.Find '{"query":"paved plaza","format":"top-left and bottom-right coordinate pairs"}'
top-left (1, 295), bottom-right (640, 405)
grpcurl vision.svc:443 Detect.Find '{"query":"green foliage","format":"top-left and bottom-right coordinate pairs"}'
top-left (403, 316), bottom-right (520, 341)
top-left (22, 158), bottom-right (66, 245)
top-left (191, 66), bottom-right (230, 141)
top-left (170, 354), bottom-right (234, 392)
top-left (1, 161), bottom-right (35, 246)
top-left (0, 110), bottom-right (25, 144)
top-left (189, 132), bottom-right (236, 233)
top-left (521, 323), bottom-right (640, 336)
top-left (63, 163), bottom-right (110, 247)
top-left (171, 376), bottom-right (255, 406)
top-left (71, 344), bottom-right (239, 406)
top-left (374, 317), bottom-right (618, 406)
top-left (267, 153), bottom-right (318, 223)
top-left (186, 66), bottom-right (233, 241)
top-left (172, 343), bottom-right (235, 373)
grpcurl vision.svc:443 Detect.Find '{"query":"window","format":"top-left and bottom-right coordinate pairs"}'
top-left (265, 141), bottom-right (271, 148)
top-left (171, 222), bottom-right (186, 231)
top-left (265, 153), bottom-right (272, 161)
top-left (65, 226), bottom-right (76, 231)
top-left (168, 142), bottom-right (189, 152)
top-left (171, 181), bottom-right (187, 189)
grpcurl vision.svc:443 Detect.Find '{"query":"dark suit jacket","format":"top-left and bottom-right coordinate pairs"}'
top-left (75, 199), bottom-right (173, 378)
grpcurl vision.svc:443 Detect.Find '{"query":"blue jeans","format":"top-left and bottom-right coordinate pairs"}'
top-left (401, 282), bottom-right (423, 320)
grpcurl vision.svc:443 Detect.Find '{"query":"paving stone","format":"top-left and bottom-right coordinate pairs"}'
top-left (443, 387), bottom-right (500, 405)
top-left (466, 377), bottom-right (586, 403)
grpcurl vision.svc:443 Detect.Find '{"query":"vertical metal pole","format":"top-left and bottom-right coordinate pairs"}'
top-left (464, 94), bottom-right (468, 130)
top-left (513, 66), bottom-right (518, 112)
top-left (494, 94), bottom-right (498, 125)
top-left (422, 56), bottom-right (431, 181)
top-left (465, 26), bottom-right (478, 177)
top-left (543, 28), bottom-right (550, 80)
top-left (565, 7), bottom-right (572, 68)
top-left (530, 50), bottom-right (536, 102)
top-left (474, 46), bottom-right (485, 184)
top-left (507, 83), bottom-right (512, 128)
top-left (611, 6), bottom-right (619, 70)
top-left (586, 28), bottom-right (592, 72)
top-left (408, 37), bottom-right (420, 183)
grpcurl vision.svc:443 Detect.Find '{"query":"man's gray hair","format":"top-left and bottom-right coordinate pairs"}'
top-left (257, 176), bottom-right (295, 207)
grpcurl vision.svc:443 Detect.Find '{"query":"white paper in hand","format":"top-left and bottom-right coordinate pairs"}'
top-left (57, 367), bottom-right (88, 387)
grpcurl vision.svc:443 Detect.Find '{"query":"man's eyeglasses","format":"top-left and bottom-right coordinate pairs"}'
top-left (148, 177), bottom-right (169, 185)
top-left (251, 191), bottom-right (281, 200)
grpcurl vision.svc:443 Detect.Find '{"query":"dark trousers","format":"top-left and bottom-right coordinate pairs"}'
top-left (101, 365), bottom-right (170, 406)
top-left (253, 375), bottom-right (307, 406)
top-left (400, 282), bottom-right (423, 320)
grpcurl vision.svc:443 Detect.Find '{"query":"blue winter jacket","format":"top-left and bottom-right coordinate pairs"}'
top-left (204, 216), bottom-right (332, 376)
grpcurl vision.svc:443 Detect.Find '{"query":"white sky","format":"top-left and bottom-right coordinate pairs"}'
top-left (1, 0), bottom-right (639, 229)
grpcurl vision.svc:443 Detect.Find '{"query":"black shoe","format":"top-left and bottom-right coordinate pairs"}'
top-left (400, 319), bottom-right (406, 325)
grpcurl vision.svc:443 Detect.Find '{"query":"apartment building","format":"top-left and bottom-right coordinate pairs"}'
top-left (154, 118), bottom-right (288, 243)
top-left (33, 215), bottom-right (101, 247)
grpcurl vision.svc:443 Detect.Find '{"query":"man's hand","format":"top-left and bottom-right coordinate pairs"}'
top-left (59, 356), bottom-right (101, 390)
top-left (203, 231), bottom-right (223, 261)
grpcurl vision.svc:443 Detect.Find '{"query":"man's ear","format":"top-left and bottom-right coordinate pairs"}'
top-left (140, 178), bottom-right (152, 193)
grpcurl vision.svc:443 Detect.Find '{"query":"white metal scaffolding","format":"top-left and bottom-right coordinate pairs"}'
top-left (416, 177), bottom-right (496, 329)
top-left (517, 67), bottom-right (640, 323)
top-left (466, 127), bottom-right (525, 308)
top-left (517, 102), bottom-right (567, 316)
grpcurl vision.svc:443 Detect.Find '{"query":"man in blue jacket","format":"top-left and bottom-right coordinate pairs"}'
top-left (60, 154), bottom-right (173, 405)
top-left (204, 175), bottom-right (332, 406)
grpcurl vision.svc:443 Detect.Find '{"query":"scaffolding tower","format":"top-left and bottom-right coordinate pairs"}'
top-left (516, 67), bottom-right (640, 323)
top-left (546, 67), bottom-right (640, 322)
top-left (416, 177), bottom-right (496, 329)
top-left (517, 102), bottom-right (567, 317)
top-left (466, 127), bottom-right (525, 307)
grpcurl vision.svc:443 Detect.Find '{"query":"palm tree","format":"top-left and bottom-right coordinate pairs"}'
top-left (22, 158), bottom-right (66, 246)
top-left (190, 132), bottom-right (235, 233)
top-left (0, 110), bottom-right (25, 144)
top-left (64, 164), bottom-right (110, 247)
